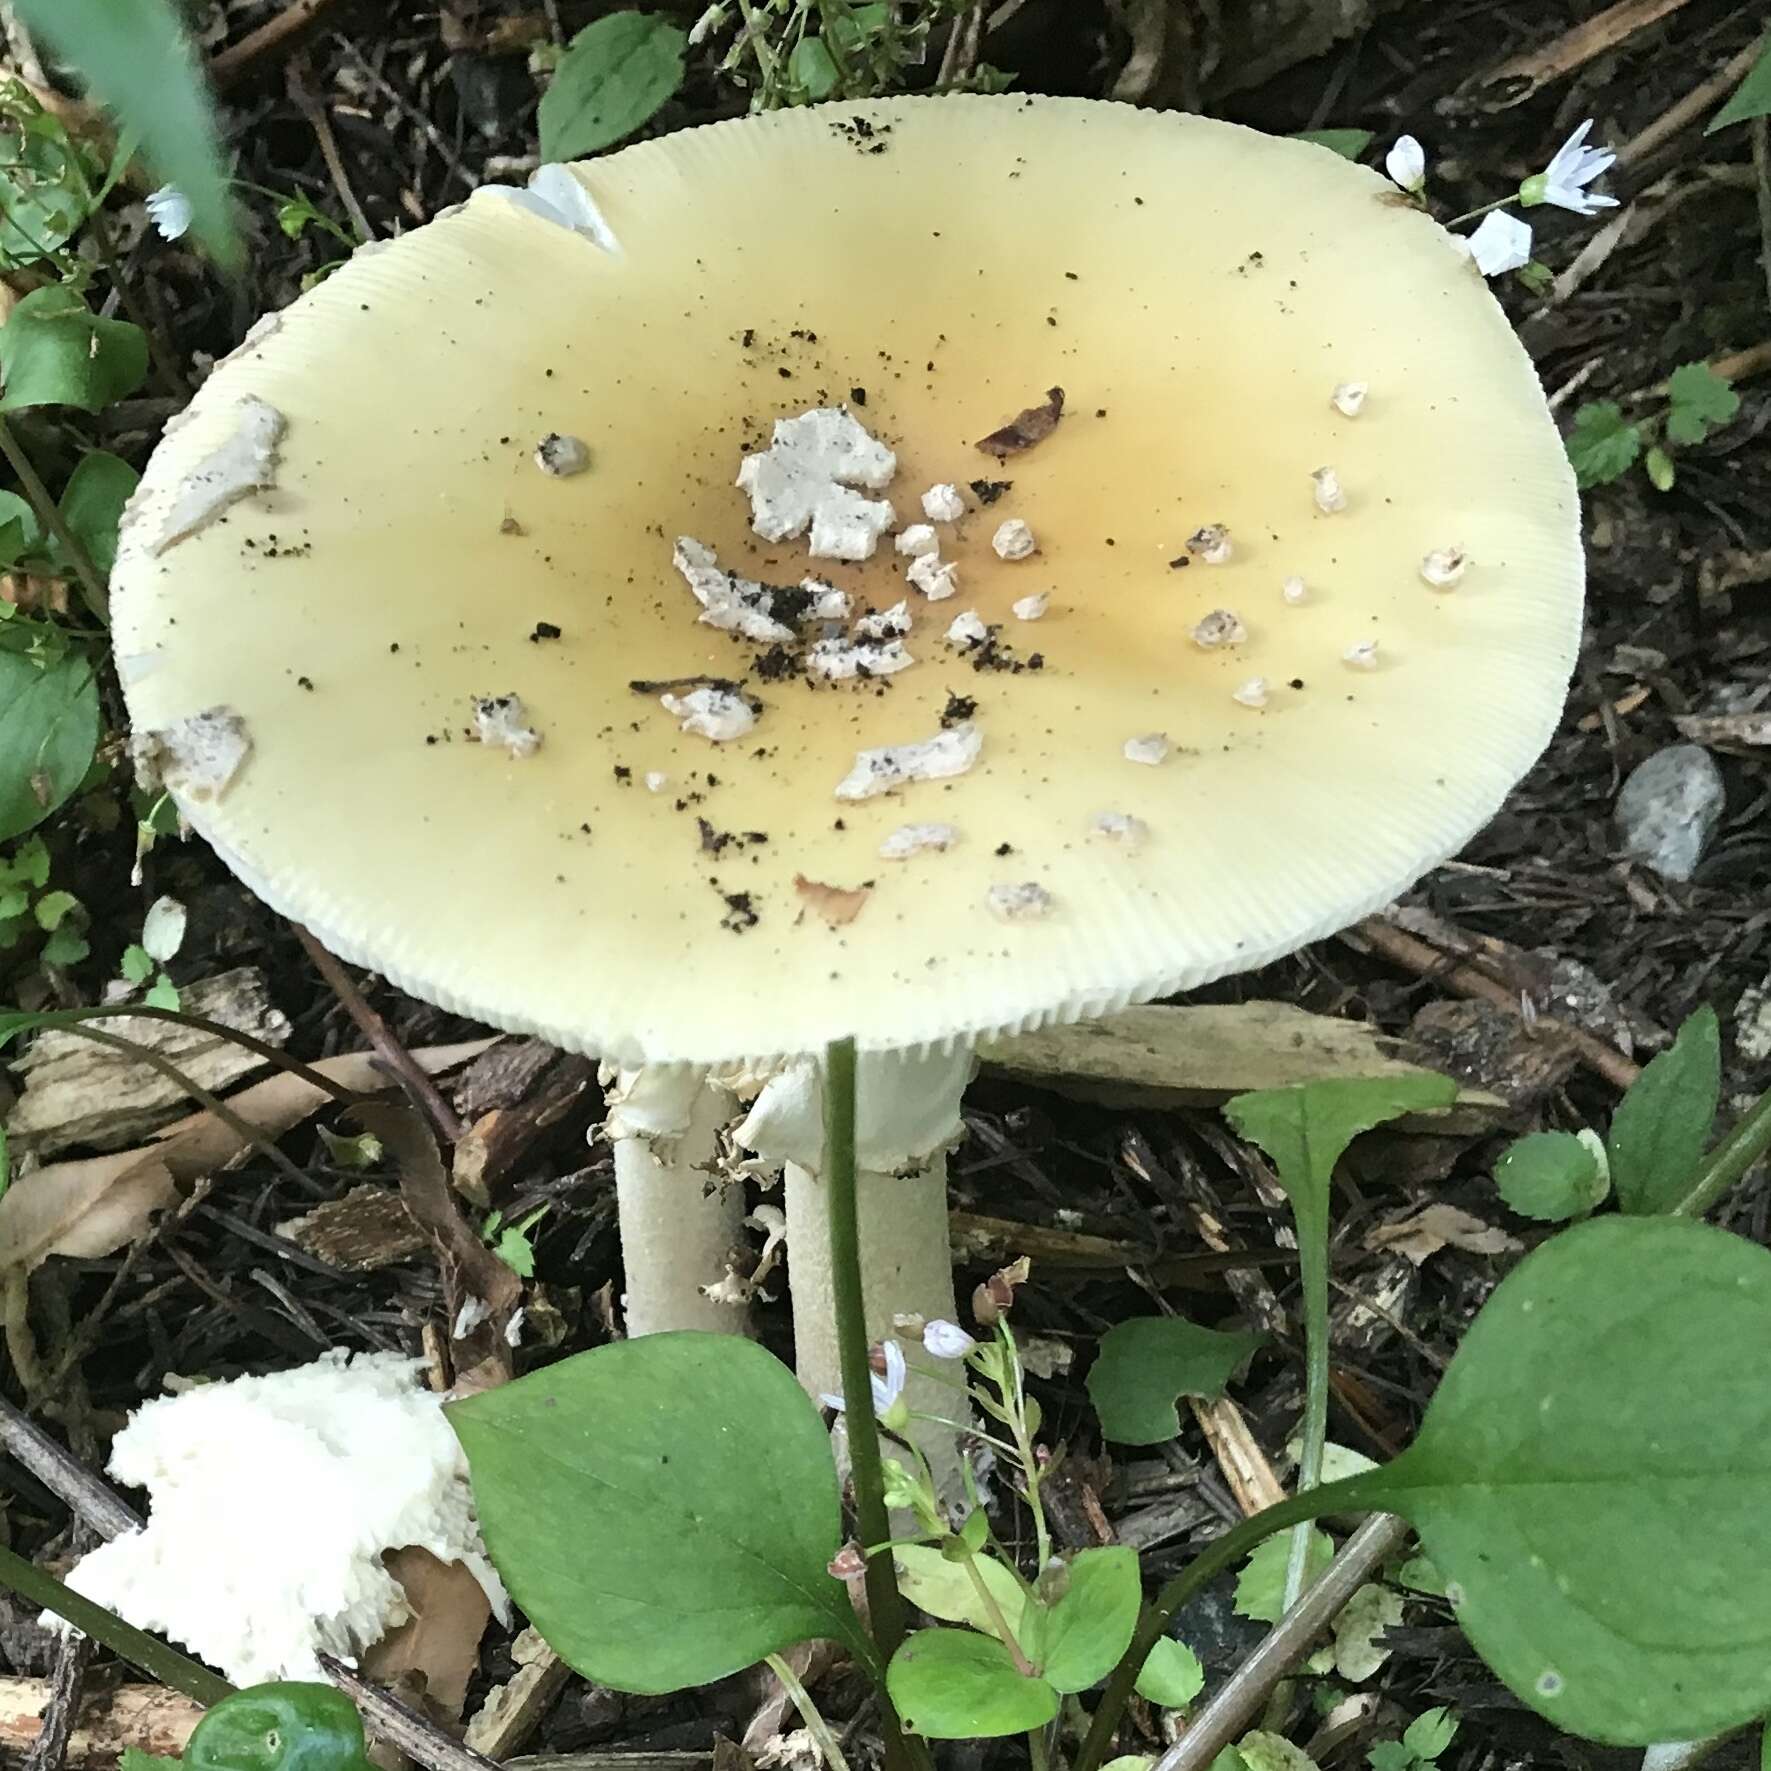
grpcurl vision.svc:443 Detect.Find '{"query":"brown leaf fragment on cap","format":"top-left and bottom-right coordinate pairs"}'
top-left (976, 387), bottom-right (1065, 458)
top-left (793, 873), bottom-right (872, 927)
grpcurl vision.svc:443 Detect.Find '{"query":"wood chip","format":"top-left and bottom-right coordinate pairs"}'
top-left (975, 386), bottom-right (1065, 458)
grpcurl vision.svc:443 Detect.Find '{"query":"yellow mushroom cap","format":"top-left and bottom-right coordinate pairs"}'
top-left (113, 96), bottom-right (1581, 1067)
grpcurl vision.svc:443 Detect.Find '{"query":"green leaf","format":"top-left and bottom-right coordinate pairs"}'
top-left (1365, 1744), bottom-right (1415, 1771)
top-left (1292, 128), bottom-right (1374, 160)
top-left (0, 488), bottom-right (39, 567)
top-left (0, 92), bottom-right (92, 268)
top-left (120, 942), bottom-right (154, 984)
top-left (894, 1543), bottom-right (1031, 1642)
top-left (887, 1628), bottom-right (1059, 1739)
top-left (121, 1751), bottom-right (184, 1771)
top-left (789, 38), bottom-right (839, 101)
top-left (1332, 1582), bottom-right (1405, 1681)
top-left (1235, 1530), bottom-right (1333, 1623)
top-left (1088, 1315), bottom-right (1265, 1444)
top-left (1708, 36), bottom-right (1771, 132)
top-left (1402, 1707), bottom-right (1457, 1761)
top-left (1224, 1075), bottom-right (1458, 1248)
top-left (1101, 1759), bottom-right (1156, 1771)
top-left (1135, 1636), bottom-right (1205, 1709)
top-left (0, 887), bottom-right (25, 919)
top-left (1494, 1130), bottom-right (1609, 1222)
top-left (449, 1332), bottom-right (858, 1692)
top-left (143, 975), bottom-right (181, 1011)
top-left (1347, 1215), bottom-right (1771, 1744)
top-left (184, 1682), bottom-right (374, 1771)
top-left (0, 649), bottom-right (100, 840)
top-left (1607, 1005), bottom-right (1719, 1214)
top-left (11, 0), bottom-right (238, 266)
top-left (1565, 401), bottom-right (1642, 489)
top-left (14, 833), bottom-right (50, 887)
top-left (40, 922), bottom-right (88, 966)
top-left (1392, 1554), bottom-right (1445, 1597)
top-left (1645, 444), bottom-right (1676, 492)
top-left (32, 888), bottom-right (77, 931)
top-left (1237, 1732), bottom-right (1320, 1771)
top-left (1038, 1547), bottom-right (1140, 1693)
top-left (538, 12), bottom-right (687, 161)
top-left (493, 1222), bottom-right (537, 1277)
top-left (0, 286), bottom-right (148, 413)
top-left (58, 450), bottom-right (138, 579)
top-left (1664, 362), bottom-right (1739, 447)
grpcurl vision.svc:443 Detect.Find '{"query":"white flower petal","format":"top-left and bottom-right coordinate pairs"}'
top-left (923, 1320), bottom-right (977, 1359)
top-left (1385, 135), bottom-right (1426, 194)
top-left (145, 185), bottom-right (193, 242)
top-left (1459, 211), bottom-right (1533, 278)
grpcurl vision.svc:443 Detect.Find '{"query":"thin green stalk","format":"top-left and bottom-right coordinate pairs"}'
top-left (1075, 1487), bottom-right (1340, 1771)
top-left (1443, 195), bottom-right (1511, 228)
top-left (962, 1557), bottom-right (1033, 1674)
top-left (1280, 1198), bottom-right (1330, 1612)
top-left (0, 1543), bottom-right (232, 1706)
top-left (824, 1037), bottom-right (926, 1771)
top-left (1672, 1084), bottom-right (1771, 1219)
top-left (767, 1652), bottom-right (854, 1771)
top-left (1028, 1721), bottom-right (1051, 1771)
top-left (0, 414), bottom-right (109, 621)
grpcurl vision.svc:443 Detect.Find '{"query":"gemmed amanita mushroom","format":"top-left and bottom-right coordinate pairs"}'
top-left (111, 99), bottom-right (1580, 1460)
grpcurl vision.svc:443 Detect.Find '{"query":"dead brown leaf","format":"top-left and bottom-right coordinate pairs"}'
top-left (792, 875), bottom-right (872, 928)
top-left (976, 386), bottom-right (1065, 458)
top-left (0, 1041), bottom-right (493, 1277)
top-left (1365, 1203), bottom-right (1520, 1266)
top-left (363, 1547), bottom-right (493, 1722)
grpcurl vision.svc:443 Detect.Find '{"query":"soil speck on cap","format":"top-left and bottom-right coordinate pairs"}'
top-left (970, 479), bottom-right (1013, 505)
top-left (530, 621), bottom-right (562, 642)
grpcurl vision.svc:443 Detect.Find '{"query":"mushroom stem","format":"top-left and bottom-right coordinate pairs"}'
top-left (739, 1047), bottom-right (973, 1500)
top-left (605, 1066), bottom-right (751, 1336)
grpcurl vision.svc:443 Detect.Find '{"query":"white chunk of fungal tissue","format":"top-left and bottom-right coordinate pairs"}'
top-left (662, 686), bottom-right (756, 742)
top-left (473, 694), bottom-right (542, 757)
top-left (880, 822), bottom-right (958, 860)
top-left (992, 518), bottom-right (1037, 561)
top-left (151, 397), bottom-right (285, 554)
top-left (737, 408), bottom-right (897, 562)
top-left (835, 722), bottom-right (982, 801)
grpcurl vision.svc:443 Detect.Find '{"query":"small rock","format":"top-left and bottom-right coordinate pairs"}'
top-left (1615, 743), bottom-right (1725, 882)
top-left (1737, 972), bottom-right (1771, 1066)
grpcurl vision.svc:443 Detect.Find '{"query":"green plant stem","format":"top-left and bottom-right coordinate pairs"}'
top-left (766, 1652), bottom-right (854, 1771)
top-left (1075, 1487), bottom-right (1337, 1771)
top-left (1672, 1084), bottom-right (1771, 1219)
top-left (0, 1543), bottom-right (232, 1706)
top-left (1443, 195), bottom-right (1511, 227)
top-left (1280, 1199), bottom-right (1330, 1612)
top-left (962, 1557), bottom-right (1033, 1674)
top-left (824, 1036), bottom-right (926, 1771)
top-left (0, 414), bottom-right (108, 621)
top-left (1028, 1721), bottom-right (1051, 1771)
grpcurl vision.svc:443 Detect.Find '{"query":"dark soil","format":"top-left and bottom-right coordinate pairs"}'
top-left (3, 3), bottom-right (1768, 1770)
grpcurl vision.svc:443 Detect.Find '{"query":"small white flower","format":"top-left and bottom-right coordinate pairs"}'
top-left (1343, 640), bottom-right (1380, 670)
top-left (1521, 119), bottom-right (1619, 217)
top-left (687, 2), bottom-right (727, 45)
top-left (1420, 546), bottom-right (1468, 589)
top-left (923, 1320), bottom-right (977, 1359)
top-left (1232, 677), bottom-right (1269, 708)
top-left (1282, 575), bottom-right (1308, 605)
top-left (1385, 136), bottom-right (1426, 194)
top-left (146, 184), bottom-right (193, 242)
top-left (1458, 211), bottom-right (1533, 278)
top-left (1331, 381), bottom-right (1367, 418)
top-left (822, 1339), bottom-right (908, 1416)
top-left (1312, 466), bottom-right (1348, 514)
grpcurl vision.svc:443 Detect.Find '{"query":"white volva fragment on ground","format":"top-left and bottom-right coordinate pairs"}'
top-left (1187, 524), bottom-right (1233, 565)
top-left (662, 685), bottom-right (756, 741)
top-left (1344, 640), bottom-right (1380, 670)
top-left (1420, 546), bottom-right (1468, 588)
top-left (922, 483), bottom-right (966, 523)
top-left (1312, 466), bottom-right (1348, 513)
top-left (1233, 676), bottom-right (1270, 708)
top-left (131, 707), bottom-right (252, 803)
top-left (534, 433), bottom-right (591, 477)
top-left (1331, 381), bottom-right (1368, 417)
top-left (854, 600), bottom-right (911, 640)
top-left (1090, 811), bottom-right (1148, 847)
top-left (1123, 732), bottom-right (1171, 766)
top-left (672, 537), bottom-right (796, 643)
top-left (1191, 609), bottom-right (1247, 649)
top-left (1282, 575), bottom-right (1309, 605)
top-left (986, 881), bottom-right (1055, 921)
top-left (54, 1350), bottom-right (508, 1688)
top-left (473, 694), bottom-right (542, 757)
top-left (908, 553), bottom-right (959, 600)
top-left (895, 523), bottom-right (939, 557)
top-left (806, 637), bottom-right (913, 681)
top-left (1011, 591), bottom-right (1050, 621)
top-left (992, 518), bottom-right (1037, 561)
top-left (151, 397), bottom-right (285, 554)
top-left (946, 610), bottom-right (988, 649)
top-left (835, 722), bottom-right (983, 801)
top-left (737, 408), bottom-right (897, 562)
top-left (880, 822), bottom-right (959, 860)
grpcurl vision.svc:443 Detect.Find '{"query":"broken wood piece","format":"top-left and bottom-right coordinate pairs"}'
top-left (1188, 1392), bottom-right (1286, 1517)
top-left (465, 1628), bottom-right (571, 1761)
top-left (451, 1052), bottom-right (597, 1207)
top-left (0, 1678), bottom-right (203, 1762)
top-left (1475, 0), bottom-right (1694, 110)
top-left (947, 1211), bottom-right (1292, 1291)
top-left (279, 1184), bottom-right (428, 1271)
top-left (5, 968), bottom-right (291, 1158)
top-left (980, 1002), bottom-right (1503, 1131)
top-left (1674, 709), bottom-right (1771, 751)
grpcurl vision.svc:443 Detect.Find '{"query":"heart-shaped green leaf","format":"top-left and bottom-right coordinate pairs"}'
top-left (1135, 1636), bottom-right (1205, 1708)
top-left (1607, 1006), bottom-right (1719, 1214)
top-left (0, 649), bottom-right (99, 840)
top-left (57, 450), bottom-right (138, 579)
top-left (1347, 1216), bottom-right (1771, 1743)
top-left (449, 1332), bottom-right (860, 1693)
top-left (887, 1628), bottom-right (1059, 1738)
top-left (538, 12), bottom-right (686, 162)
top-left (1038, 1547), bottom-right (1140, 1693)
top-left (0, 287), bottom-right (147, 413)
top-left (1494, 1130), bottom-right (1608, 1222)
top-left (1088, 1315), bottom-right (1264, 1445)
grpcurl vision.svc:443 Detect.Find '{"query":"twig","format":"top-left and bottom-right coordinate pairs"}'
top-left (1618, 36), bottom-right (1765, 166)
top-left (285, 61), bottom-right (375, 243)
top-left (210, 0), bottom-right (353, 90)
top-left (23, 1615), bottom-right (93, 1771)
top-left (1478, 0), bottom-right (1694, 109)
top-left (1147, 1515), bottom-right (1413, 1771)
top-left (1344, 916), bottom-right (1641, 1092)
top-left (0, 418), bottom-right (108, 622)
top-left (0, 1396), bottom-right (143, 1542)
top-left (318, 1656), bottom-right (503, 1771)
top-left (1753, 114), bottom-right (1771, 322)
top-left (293, 925), bottom-right (466, 1143)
